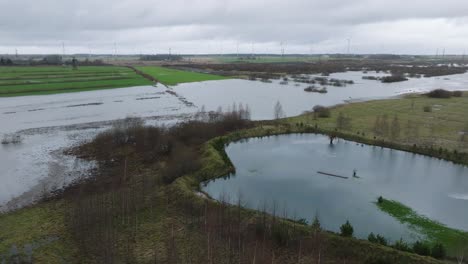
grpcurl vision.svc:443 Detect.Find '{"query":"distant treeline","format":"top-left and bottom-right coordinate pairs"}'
top-left (0, 55), bottom-right (107, 66)
top-left (180, 60), bottom-right (467, 78)
top-left (140, 54), bottom-right (182, 61)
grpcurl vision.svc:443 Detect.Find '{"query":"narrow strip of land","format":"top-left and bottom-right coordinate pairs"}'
top-left (317, 171), bottom-right (349, 179)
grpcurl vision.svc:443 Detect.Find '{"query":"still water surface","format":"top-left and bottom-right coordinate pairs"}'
top-left (202, 134), bottom-right (468, 241)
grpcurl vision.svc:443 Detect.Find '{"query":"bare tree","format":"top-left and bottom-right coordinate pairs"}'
top-left (460, 123), bottom-right (468, 148)
top-left (456, 237), bottom-right (468, 264)
top-left (373, 116), bottom-right (381, 136)
top-left (405, 119), bottom-right (419, 141)
top-left (381, 114), bottom-right (389, 137)
top-left (274, 101), bottom-right (285, 120)
top-left (390, 115), bottom-right (401, 140)
top-left (336, 112), bottom-right (352, 131)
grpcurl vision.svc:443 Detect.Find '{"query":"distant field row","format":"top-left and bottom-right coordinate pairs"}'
top-left (0, 66), bottom-right (152, 97)
top-left (0, 66), bottom-right (124, 73)
top-left (0, 66), bottom-right (229, 96)
top-left (136, 66), bottom-right (228, 85)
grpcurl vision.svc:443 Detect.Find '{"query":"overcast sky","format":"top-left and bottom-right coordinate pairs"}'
top-left (1, 0), bottom-right (468, 55)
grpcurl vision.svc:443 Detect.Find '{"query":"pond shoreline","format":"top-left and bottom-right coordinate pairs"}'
top-left (173, 123), bottom-right (468, 255)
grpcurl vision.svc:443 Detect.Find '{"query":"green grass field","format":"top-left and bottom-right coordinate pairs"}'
top-left (376, 198), bottom-right (467, 254)
top-left (288, 93), bottom-right (468, 153)
top-left (136, 66), bottom-right (228, 85)
top-left (0, 66), bottom-right (152, 97)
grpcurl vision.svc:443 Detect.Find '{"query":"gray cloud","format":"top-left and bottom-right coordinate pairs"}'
top-left (1, 0), bottom-right (468, 54)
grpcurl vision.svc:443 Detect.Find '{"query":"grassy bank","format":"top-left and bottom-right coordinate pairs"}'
top-left (0, 201), bottom-right (76, 262)
top-left (288, 92), bottom-right (468, 161)
top-left (0, 66), bottom-right (151, 96)
top-left (376, 198), bottom-right (467, 254)
top-left (136, 66), bottom-right (228, 85)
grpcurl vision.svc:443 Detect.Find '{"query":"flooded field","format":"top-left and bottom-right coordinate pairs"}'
top-left (202, 134), bottom-right (468, 241)
top-left (1, 71), bottom-right (468, 210)
top-left (0, 85), bottom-right (195, 210)
top-left (175, 71), bottom-right (468, 120)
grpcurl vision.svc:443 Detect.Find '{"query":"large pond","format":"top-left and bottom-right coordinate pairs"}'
top-left (202, 134), bottom-right (468, 241)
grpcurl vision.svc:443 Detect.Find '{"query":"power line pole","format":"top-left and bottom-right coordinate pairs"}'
top-left (62, 42), bottom-right (65, 57)
top-left (346, 38), bottom-right (351, 55)
top-left (251, 42), bottom-right (254, 57)
top-left (280, 41), bottom-right (285, 58)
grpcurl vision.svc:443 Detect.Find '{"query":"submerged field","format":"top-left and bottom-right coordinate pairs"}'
top-left (136, 66), bottom-right (228, 85)
top-left (377, 198), bottom-right (467, 254)
top-left (0, 66), bottom-right (152, 96)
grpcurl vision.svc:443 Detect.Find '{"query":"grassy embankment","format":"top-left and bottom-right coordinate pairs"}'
top-left (0, 66), bottom-right (152, 97)
top-left (136, 66), bottom-right (228, 85)
top-left (288, 92), bottom-right (468, 157)
top-left (376, 198), bottom-right (467, 255)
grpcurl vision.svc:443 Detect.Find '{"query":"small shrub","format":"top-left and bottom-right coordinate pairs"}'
top-left (272, 225), bottom-right (289, 246)
top-left (412, 241), bottom-right (431, 256)
top-left (340, 220), bottom-right (354, 237)
top-left (313, 105), bottom-right (331, 118)
top-left (364, 257), bottom-right (392, 264)
top-left (296, 218), bottom-right (308, 225)
top-left (393, 238), bottom-right (412, 252)
top-left (453, 90), bottom-right (463, 97)
top-left (431, 243), bottom-right (446, 259)
top-left (368, 232), bottom-right (377, 243)
top-left (376, 235), bottom-right (387, 246)
top-left (423, 105), bottom-right (432, 112)
top-left (377, 196), bottom-right (384, 204)
top-left (368, 232), bottom-right (388, 246)
top-left (381, 75), bottom-right (408, 83)
top-left (311, 215), bottom-right (321, 231)
top-left (426, 89), bottom-right (452, 98)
